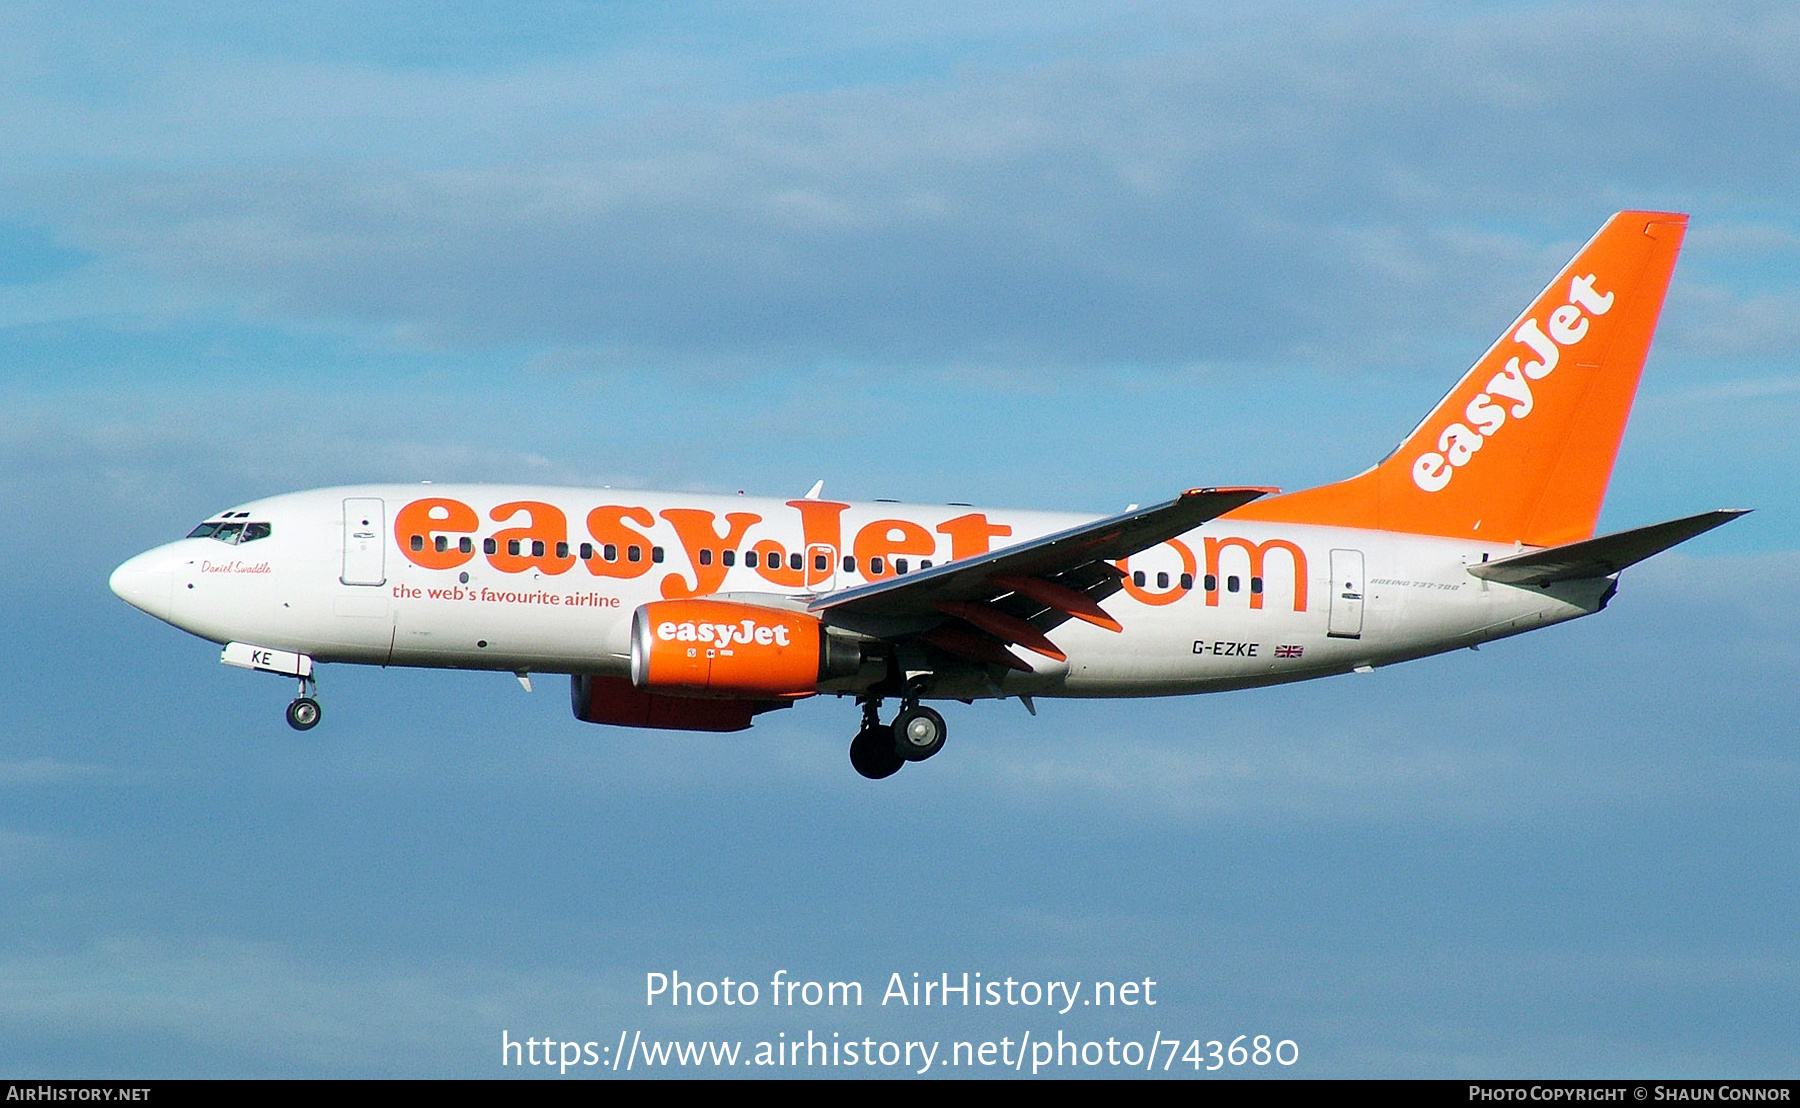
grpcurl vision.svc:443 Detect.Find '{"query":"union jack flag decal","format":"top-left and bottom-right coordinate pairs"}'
top-left (1275, 644), bottom-right (1304, 658)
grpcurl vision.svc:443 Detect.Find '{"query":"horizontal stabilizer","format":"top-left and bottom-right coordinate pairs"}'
top-left (1467, 509), bottom-right (1749, 586)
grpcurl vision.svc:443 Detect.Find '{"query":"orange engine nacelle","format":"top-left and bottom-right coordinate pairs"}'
top-left (631, 599), bottom-right (859, 697)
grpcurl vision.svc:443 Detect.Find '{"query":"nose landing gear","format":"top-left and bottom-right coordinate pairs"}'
top-left (285, 677), bottom-right (322, 731)
top-left (847, 696), bottom-right (947, 779)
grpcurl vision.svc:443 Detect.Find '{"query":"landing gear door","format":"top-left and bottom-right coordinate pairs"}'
top-left (1327, 548), bottom-right (1364, 639)
top-left (341, 497), bottom-right (386, 586)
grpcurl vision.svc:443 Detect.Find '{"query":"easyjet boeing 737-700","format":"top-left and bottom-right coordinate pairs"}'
top-left (110, 211), bottom-right (1744, 778)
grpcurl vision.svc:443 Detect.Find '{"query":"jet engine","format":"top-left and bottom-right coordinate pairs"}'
top-left (630, 598), bottom-right (863, 696)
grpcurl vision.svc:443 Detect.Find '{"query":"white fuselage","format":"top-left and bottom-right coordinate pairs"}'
top-left (109, 484), bottom-right (1608, 701)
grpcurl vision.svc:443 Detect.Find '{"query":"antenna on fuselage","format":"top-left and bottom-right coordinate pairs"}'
top-left (804, 480), bottom-right (825, 500)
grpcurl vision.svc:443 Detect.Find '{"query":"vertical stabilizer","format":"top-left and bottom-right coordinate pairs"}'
top-left (1232, 211), bottom-right (1687, 546)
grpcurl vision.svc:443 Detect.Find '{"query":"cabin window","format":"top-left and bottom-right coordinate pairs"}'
top-left (723, 550), bottom-right (736, 567)
top-left (627, 545), bottom-right (641, 563)
top-left (459, 537), bottom-right (473, 554)
top-left (434, 535), bottom-right (448, 553)
top-left (1204, 574), bottom-right (1217, 591)
top-left (895, 558), bottom-right (909, 574)
top-left (652, 546), bottom-right (665, 563)
top-left (1156, 571), bottom-right (1169, 589)
top-left (789, 552), bottom-right (803, 571)
top-left (746, 550), bottom-right (759, 569)
top-left (507, 539), bottom-right (521, 556)
top-left (1180, 572), bottom-right (1193, 589)
top-left (920, 559), bottom-right (932, 570)
top-left (484, 538), bottom-right (497, 555)
top-left (870, 556), bottom-right (885, 575)
top-left (816, 553), bottom-right (830, 572)
top-left (410, 534), bottom-right (424, 551)
top-left (531, 540), bottom-right (546, 558)
top-left (699, 549), bottom-right (713, 567)
top-left (603, 544), bottom-right (617, 562)
top-left (553, 541), bottom-right (567, 558)
top-left (843, 555), bottom-right (855, 573)
top-left (1132, 570), bottom-right (1146, 588)
top-left (1250, 577), bottom-right (1263, 594)
top-left (1227, 575), bottom-right (1240, 593)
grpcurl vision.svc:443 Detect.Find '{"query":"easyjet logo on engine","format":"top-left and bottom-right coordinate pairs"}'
top-left (657, 618), bottom-right (793, 648)
top-left (1411, 274), bottom-right (1615, 493)
top-left (633, 599), bottom-right (828, 697)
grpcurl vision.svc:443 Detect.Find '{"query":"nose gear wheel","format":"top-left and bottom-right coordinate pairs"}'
top-left (286, 696), bottom-right (322, 731)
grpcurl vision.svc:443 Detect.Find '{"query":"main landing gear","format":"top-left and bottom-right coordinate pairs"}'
top-left (848, 696), bottom-right (947, 779)
top-left (285, 676), bottom-right (322, 732)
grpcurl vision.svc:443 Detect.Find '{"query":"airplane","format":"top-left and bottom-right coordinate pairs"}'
top-left (110, 210), bottom-right (1744, 778)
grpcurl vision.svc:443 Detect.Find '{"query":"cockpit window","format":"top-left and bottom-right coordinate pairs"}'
top-left (187, 520), bottom-right (272, 544)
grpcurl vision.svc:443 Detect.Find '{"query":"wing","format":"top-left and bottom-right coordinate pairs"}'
top-left (808, 487), bottom-right (1274, 671)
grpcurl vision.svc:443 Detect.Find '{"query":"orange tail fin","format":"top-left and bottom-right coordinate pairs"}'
top-left (1231, 211), bottom-right (1687, 546)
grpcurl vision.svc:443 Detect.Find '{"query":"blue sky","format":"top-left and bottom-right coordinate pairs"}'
top-left (2, 0), bottom-right (1798, 1077)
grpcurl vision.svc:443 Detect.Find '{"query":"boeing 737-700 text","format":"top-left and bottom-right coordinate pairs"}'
top-left (110, 211), bottom-right (1744, 778)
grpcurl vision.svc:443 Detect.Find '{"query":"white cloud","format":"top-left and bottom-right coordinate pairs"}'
top-left (0, 758), bottom-right (104, 786)
top-left (1663, 284), bottom-right (1800, 358)
top-left (0, 829), bottom-right (63, 868)
top-left (8, 2), bottom-right (1798, 373)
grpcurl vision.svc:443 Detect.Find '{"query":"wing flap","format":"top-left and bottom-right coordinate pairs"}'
top-left (919, 625), bottom-right (1035, 673)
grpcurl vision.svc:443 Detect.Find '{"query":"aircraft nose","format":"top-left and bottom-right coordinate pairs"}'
top-left (110, 548), bottom-right (176, 621)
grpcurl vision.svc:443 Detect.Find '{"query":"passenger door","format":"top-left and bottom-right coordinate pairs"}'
top-left (1327, 548), bottom-right (1364, 639)
top-left (341, 498), bottom-right (386, 586)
